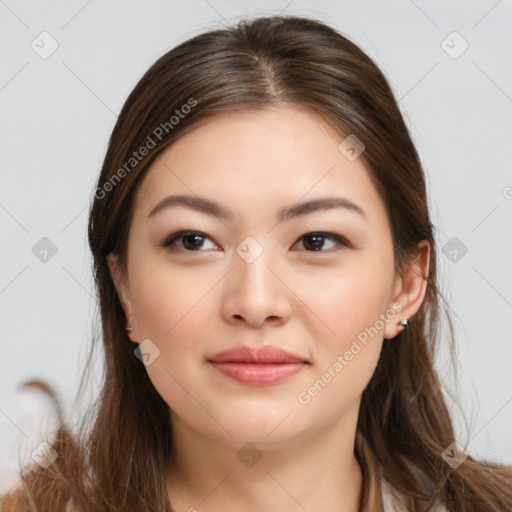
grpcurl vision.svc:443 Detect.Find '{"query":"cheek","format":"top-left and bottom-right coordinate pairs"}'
top-left (128, 261), bottom-right (214, 414)
top-left (295, 267), bottom-right (389, 417)
top-left (128, 256), bottom-right (219, 387)
top-left (302, 262), bottom-right (394, 346)
top-left (130, 257), bottom-right (210, 340)
top-left (295, 255), bottom-right (393, 403)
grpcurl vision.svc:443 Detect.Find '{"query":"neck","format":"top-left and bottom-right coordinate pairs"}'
top-left (166, 401), bottom-right (363, 512)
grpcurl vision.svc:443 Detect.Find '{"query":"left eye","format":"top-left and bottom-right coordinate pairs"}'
top-left (162, 231), bottom-right (349, 252)
top-left (295, 232), bottom-right (349, 252)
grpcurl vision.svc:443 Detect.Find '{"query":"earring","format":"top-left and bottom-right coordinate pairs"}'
top-left (125, 315), bottom-right (135, 334)
top-left (397, 318), bottom-right (409, 333)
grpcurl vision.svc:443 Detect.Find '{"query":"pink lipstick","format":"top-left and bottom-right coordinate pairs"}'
top-left (208, 345), bottom-right (309, 385)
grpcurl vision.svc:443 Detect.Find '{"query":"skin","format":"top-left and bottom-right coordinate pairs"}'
top-left (107, 105), bottom-right (429, 512)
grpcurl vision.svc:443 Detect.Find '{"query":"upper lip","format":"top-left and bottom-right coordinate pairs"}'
top-left (208, 345), bottom-right (308, 364)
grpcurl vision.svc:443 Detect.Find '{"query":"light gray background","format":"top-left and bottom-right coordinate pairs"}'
top-left (1, 0), bottom-right (511, 466)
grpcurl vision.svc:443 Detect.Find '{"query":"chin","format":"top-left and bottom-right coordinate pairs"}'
top-left (206, 405), bottom-right (318, 448)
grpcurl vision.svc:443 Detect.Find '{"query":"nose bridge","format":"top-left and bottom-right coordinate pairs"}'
top-left (234, 236), bottom-right (277, 299)
top-left (223, 235), bottom-right (291, 325)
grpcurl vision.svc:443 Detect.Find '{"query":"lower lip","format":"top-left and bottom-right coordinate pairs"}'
top-left (208, 361), bottom-right (308, 385)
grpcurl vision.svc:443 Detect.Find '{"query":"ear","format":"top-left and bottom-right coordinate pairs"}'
top-left (106, 252), bottom-right (138, 343)
top-left (383, 240), bottom-right (430, 340)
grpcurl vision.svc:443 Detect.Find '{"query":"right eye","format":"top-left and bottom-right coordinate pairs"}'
top-left (162, 230), bottom-right (219, 252)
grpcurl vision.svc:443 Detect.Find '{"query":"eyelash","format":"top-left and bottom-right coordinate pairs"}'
top-left (161, 230), bottom-right (351, 253)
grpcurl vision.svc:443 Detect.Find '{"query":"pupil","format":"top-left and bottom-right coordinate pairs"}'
top-left (184, 234), bottom-right (203, 249)
top-left (305, 235), bottom-right (323, 251)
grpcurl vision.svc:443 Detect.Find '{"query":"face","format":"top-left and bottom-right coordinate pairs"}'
top-left (108, 105), bottom-right (428, 450)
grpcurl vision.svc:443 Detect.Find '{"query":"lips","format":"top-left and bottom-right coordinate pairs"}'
top-left (207, 345), bottom-right (309, 385)
top-left (208, 344), bottom-right (308, 364)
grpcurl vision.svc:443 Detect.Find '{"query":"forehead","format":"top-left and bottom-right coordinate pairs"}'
top-left (133, 106), bottom-right (387, 228)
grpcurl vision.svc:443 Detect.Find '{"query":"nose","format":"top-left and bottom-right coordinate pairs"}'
top-left (221, 247), bottom-right (293, 328)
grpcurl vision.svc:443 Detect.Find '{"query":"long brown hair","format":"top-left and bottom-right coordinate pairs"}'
top-left (4, 15), bottom-right (511, 512)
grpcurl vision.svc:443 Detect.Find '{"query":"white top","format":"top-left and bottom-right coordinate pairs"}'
top-left (381, 477), bottom-right (448, 511)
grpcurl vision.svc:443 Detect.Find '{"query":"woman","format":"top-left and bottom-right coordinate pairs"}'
top-left (3, 14), bottom-right (511, 512)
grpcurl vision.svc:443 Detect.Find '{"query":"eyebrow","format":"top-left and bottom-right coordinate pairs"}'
top-left (148, 194), bottom-right (367, 222)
